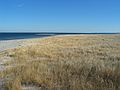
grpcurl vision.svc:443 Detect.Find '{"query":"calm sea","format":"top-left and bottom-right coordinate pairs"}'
top-left (0, 33), bottom-right (56, 40)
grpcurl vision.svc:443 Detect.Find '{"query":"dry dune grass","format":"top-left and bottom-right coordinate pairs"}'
top-left (0, 34), bottom-right (120, 90)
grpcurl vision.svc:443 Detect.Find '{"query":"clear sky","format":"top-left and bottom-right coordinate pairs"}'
top-left (0, 0), bottom-right (120, 33)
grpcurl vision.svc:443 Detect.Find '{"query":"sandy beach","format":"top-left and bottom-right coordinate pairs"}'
top-left (0, 40), bottom-right (24, 52)
top-left (0, 39), bottom-right (29, 71)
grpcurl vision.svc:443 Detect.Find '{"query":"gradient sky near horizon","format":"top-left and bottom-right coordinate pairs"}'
top-left (0, 0), bottom-right (120, 32)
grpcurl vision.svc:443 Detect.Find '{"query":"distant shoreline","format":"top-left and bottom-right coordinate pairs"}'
top-left (0, 33), bottom-right (119, 41)
top-left (0, 33), bottom-right (119, 52)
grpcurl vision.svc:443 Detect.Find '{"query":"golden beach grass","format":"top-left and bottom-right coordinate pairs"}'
top-left (0, 34), bottom-right (120, 90)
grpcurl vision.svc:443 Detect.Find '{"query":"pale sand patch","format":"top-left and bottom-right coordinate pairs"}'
top-left (0, 39), bottom-right (30, 52)
top-left (22, 85), bottom-right (42, 90)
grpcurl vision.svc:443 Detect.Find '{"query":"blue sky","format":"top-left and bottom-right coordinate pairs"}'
top-left (0, 0), bottom-right (120, 32)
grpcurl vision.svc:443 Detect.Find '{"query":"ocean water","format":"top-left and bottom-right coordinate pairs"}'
top-left (0, 33), bottom-right (56, 40)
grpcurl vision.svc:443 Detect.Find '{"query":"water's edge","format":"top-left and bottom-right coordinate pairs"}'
top-left (0, 33), bottom-right (119, 40)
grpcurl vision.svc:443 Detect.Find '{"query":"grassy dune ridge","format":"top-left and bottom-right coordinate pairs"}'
top-left (0, 34), bottom-right (120, 90)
